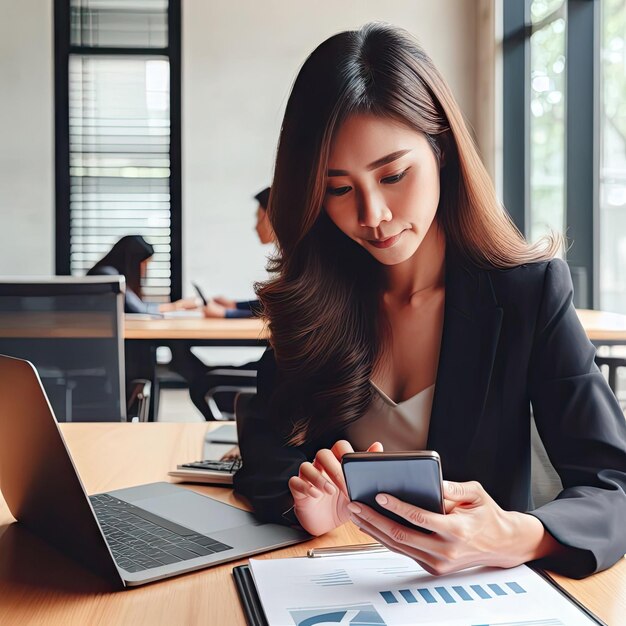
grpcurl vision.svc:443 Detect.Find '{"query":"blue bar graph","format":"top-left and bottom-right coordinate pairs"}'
top-left (379, 591), bottom-right (398, 604)
top-left (452, 585), bottom-right (473, 601)
top-left (434, 586), bottom-right (456, 604)
top-left (472, 621), bottom-right (563, 626)
top-left (488, 583), bottom-right (507, 596)
top-left (506, 581), bottom-right (527, 594)
top-left (378, 581), bottom-right (528, 606)
top-left (398, 589), bottom-right (417, 603)
top-left (417, 588), bottom-right (437, 603)
top-left (470, 585), bottom-right (492, 599)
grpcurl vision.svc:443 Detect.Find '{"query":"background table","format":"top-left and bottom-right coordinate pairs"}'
top-left (576, 308), bottom-right (626, 345)
top-left (124, 316), bottom-right (268, 344)
top-left (123, 317), bottom-right (268, 420)
top-left (1, 422), bottom-right (625, 625)
top-left (125, 310), bottom-right (626, 345)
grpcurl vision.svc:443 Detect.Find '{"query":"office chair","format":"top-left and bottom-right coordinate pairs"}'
top-left (594, 355), bottom-right (626, 403)
top-left (127, 378), bottom-right (152, 422)
top-left (530, 416), bottom-right (563, 509)
top-left (234, 390), bottom-right (255, 439)
top-left (199, 368), bottom-right (257, 421)
top-left (0, 277), bottom-right (142, 422)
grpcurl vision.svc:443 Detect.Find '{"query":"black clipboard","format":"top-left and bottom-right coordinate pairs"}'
top-left (233, 564), bottom-right (268, 626)
top-left (233, 563), bottom-right (606, 626)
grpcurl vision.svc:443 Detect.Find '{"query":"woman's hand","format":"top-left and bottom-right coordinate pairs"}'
top-left (288, 440), bottom-right (383, 536)
top-left (177, 297), bottom-right (202, 310)
top-left (220, 446), bottom-right (240, 461)
top-left (202, 299), bottom-right (227, 318)
top-left (347, 479), bottom-right (560, 576)
top-left (159, 297), bottom-right (202, 313)
top-left (213, 295), bottom-right (237, 308)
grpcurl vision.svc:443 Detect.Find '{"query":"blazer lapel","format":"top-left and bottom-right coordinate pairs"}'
top-left (427, 252), bottom-right (503, 478)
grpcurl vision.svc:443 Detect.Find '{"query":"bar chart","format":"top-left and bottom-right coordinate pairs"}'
top-left (379, 580), bottom-right (528, 604)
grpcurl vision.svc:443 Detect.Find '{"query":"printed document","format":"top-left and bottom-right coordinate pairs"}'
top-left (249, 551), bottom-right (597, 626)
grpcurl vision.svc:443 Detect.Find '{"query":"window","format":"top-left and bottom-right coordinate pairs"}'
top-left (529, 0), bottom-right (567, 245)
top-left (599, 0), bottom-right (626, 313)
top-left (54, 0), bottom-right (182, 301)
top-left (503, 0), bottom-right (600, 308)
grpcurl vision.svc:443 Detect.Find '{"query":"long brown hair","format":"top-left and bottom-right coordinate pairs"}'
top-left (87, 235), bottom-right (154, 297)
top-left (259, 23), bottom-right (560, 446)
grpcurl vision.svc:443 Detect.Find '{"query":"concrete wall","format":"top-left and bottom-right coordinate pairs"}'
top-left (0, 0), bottom-right (54, 275)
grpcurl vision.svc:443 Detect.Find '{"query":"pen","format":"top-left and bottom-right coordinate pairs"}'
top-left (192, 282), bottom-right (208, 306)
top-left (306, 543), bottom-right (388, 558)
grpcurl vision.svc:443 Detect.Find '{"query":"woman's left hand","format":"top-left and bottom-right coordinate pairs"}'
top-left (178, 297), bottom-right (202, 310)
top-left (347, 479), bottom-right (556, 576)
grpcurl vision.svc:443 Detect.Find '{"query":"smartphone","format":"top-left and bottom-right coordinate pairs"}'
top-left (342, 451), bottom-right (444, 531)
top-left (192, 282), bottom-right (208, 306)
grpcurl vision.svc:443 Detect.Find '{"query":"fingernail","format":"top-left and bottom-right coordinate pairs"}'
top-left (375, 494), bottom-right (388, 505)
top-left (324, 482), bottom-right (336, 495)
top-left (347, 502), bottom-right (361, 514)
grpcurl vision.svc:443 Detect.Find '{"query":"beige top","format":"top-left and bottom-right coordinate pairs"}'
top-left (345, 382), bottom-right (435, 452)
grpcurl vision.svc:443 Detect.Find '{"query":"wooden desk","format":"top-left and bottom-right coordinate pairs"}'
top-left (123, 310), bottom-right (626, 346)
top-left (124, 316), bottom-right (268, 344)
top-left (577, 308), bottom-right (626, 345)
top-left (0, 311), bottom-right (116, 338)
top-left (1, 423), bottom-right (624, 625)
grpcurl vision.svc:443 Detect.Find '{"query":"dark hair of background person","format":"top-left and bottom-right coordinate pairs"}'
top-left (257, 22), bottom-right (563, 447)
top-left (254, 187), bottom-right (271, 210)
top-left (87, 235), bottom-right (154, 297)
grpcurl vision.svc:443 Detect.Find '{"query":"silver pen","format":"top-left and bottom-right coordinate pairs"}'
top-left (307, 542), bottom-right (388, 558)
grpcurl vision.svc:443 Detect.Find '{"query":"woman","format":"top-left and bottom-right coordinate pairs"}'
top-left (88, 235), bottom-right (199, 420)
top-left (233, 23), bottom-right (626, 579)
top-left (87, 235), bottom-right (198, 314)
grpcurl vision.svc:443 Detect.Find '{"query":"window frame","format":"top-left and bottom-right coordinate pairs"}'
top-left (53, 0), bottom-right (183, 300)
top-left (503, 0), bottom-right (600, 308)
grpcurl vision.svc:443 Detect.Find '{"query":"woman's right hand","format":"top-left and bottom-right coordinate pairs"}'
top-left (202, 299), bottom-right (227, 318)
top-left (213, 295), bottom-right (237, 308)
top-left (288, 440), bottom-right (383, 536)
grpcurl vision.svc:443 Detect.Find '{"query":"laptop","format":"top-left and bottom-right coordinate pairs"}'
top-left (0, 355), bottom-right (309, 588)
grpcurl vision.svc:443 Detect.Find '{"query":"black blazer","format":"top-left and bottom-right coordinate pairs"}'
top-left (234, 254), bottom-right (626, 578)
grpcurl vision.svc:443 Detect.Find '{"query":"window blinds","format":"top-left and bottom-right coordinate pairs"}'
top-left (67, 0), bottom-right (172, 300)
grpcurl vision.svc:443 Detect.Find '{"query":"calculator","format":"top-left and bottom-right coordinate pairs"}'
top-left (168, 457), bottom-right (242, 486)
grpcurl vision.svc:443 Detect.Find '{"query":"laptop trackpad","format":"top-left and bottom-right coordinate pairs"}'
top-left (132, 490), bottom-right (257, 535)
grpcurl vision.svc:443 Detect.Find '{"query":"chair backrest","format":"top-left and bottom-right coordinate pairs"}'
top-left (530, 416), bottom-right (563, 508)
top-left (234, 392), bottom-right (256, 441)
top-left (0, 276), bottom-right (126, 422)
top-left (204, 369), bottom-right (257, 421)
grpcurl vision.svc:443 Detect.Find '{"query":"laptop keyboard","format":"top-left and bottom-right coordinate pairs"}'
top-left (180, 458), bottom-right (243, 472)
top-left (90, 493), bottom-right (233, 573)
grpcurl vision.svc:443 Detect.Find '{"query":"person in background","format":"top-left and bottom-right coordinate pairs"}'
top-left (202, 187), bottom-right (273, 318)
top-left (176, 189), bottom-right (273, 419)
top-left (88, 234), bottom-right (200, 420)
top-left (233, 23), bottom-right (626, 579)
top-left (87, 235), bottom-right (199, 314)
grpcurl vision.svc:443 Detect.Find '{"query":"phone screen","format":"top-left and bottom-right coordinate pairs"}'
top-left (342, 453), bottom-right (443, 531)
